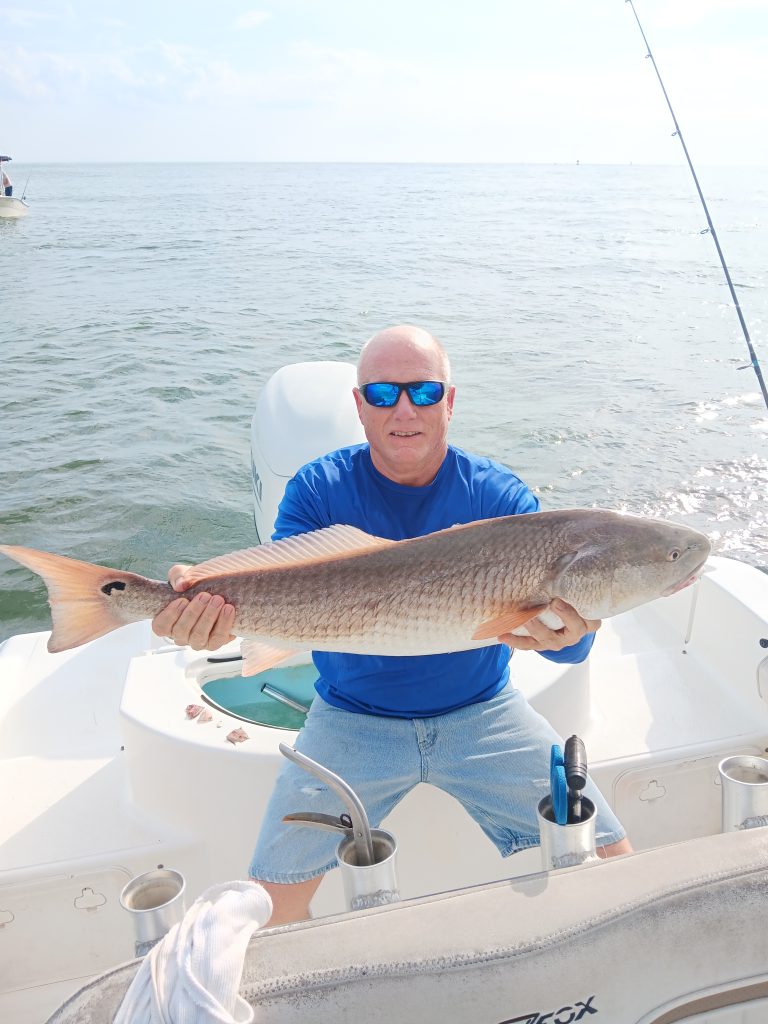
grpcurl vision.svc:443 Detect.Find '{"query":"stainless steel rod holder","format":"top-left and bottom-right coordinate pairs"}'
top-left (719, 755), bottom-right (768, 832)
top-left (537, 796), bottom-right (599, 871)
top-left (337, 829), bottom-right (400, 911)
top-left (119, 868), bottom-right (186, 958)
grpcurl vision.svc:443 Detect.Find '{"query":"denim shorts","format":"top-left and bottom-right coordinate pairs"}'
top-left (249, 682), bottom-right (626, 883)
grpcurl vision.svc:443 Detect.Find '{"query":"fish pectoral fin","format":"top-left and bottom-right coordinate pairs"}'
top-left (239, 639), bottom-right (303, 677)
top-left (472, 604), bottom-right (550, 641)
top-left (184, 525), bottom-right (396, 585)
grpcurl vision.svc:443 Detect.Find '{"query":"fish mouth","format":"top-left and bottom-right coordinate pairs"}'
top-left (662, 556), bottom-right (709, 597)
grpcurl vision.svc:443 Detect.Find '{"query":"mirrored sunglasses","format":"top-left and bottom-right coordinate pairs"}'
top-left (360, 381), bottom-right (446, 408)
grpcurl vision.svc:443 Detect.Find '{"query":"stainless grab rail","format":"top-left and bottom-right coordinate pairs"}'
top-left (279, 743), bottom-right (375, 866)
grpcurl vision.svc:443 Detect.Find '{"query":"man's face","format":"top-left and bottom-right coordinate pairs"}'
top-left (354, 337), bottom-right (455, 485)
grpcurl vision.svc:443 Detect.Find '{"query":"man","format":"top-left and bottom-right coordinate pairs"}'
top-left (1, 168), bottom-right (11, 197)
top-left (153, 325), bottom-right (630, 926)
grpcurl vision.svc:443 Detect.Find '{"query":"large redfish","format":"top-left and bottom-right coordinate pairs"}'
top-left (0, 510), bottom-right (710, 675)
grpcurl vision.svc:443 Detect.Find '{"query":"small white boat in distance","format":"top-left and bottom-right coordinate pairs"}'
top-left (0, 195), bottom-right (29, 219)
top-left (0, 155), bottom-right (29, 218)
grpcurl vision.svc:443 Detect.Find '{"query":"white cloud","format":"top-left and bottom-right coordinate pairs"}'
top-left (640, 0), bottom-right (767, 29)
top-left (0, 41), bottom-right (209, 99)
top-left (0, 46), bottom-right (62, 98)
top-left (1, 14), bottom-right (765, 164)
top-left (0, 7), bottom-right (55, 28)
top-left (234, 10), bottom-right (271, 30)
top-left (153, 41), bottom-right (198, 72)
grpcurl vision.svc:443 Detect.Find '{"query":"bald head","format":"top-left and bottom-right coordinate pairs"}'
top-left (353, 324), bottom-right (456, 486)
top-left (358, 325), bottom-right (451, 386)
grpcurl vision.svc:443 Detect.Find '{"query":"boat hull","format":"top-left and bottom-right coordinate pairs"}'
top-left (0, 195), bottom-right (29, 219)
top-left (46, 827), bottom-right (768, 1024)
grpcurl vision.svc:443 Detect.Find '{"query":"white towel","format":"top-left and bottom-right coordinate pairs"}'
top-left (114, 881), bottom-right (273, 1024)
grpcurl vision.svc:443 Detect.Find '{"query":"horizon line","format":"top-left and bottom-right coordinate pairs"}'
top-left (6, 159), bottom-right (767, 169)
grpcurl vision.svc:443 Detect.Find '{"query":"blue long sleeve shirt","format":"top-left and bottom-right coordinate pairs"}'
top-left (273, 444), bottom-right (594, 717)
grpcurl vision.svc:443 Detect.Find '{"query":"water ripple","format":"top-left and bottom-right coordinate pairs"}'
top-left (2, 162), bottom-right (767, 640)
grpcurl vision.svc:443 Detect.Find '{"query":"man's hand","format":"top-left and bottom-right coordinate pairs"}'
top-left (498, 599), bottom-right (601, 652)
top-left (151, 563), bottom-right (237, 652)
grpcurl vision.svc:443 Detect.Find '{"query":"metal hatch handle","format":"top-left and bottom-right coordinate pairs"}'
top-left (279, 742), bottom-right (375, 867)
top-left (261, 683), bottom-right (311, 714)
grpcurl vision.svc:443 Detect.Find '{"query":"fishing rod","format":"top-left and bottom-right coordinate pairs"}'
top-left (626, 0), bottom-right (768, 412)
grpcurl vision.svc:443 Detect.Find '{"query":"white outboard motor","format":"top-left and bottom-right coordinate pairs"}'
top-left (250, 361), bottom-right (366, 542)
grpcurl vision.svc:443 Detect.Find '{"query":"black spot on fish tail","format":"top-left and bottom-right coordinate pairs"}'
top-left (101, 581), bottom-right (127, 596)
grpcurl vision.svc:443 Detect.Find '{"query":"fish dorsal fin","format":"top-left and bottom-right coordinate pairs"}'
top-left (185, 525), bottom-right (396, 585)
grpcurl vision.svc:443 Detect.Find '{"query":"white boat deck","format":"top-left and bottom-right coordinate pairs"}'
top-left (1, 555), bottom-right (768, 1021)
top-left (2, 558), bottom-right (767, 879)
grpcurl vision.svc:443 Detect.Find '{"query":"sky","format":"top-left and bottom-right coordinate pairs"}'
top-left (1, 0), bottom-right (766, 164)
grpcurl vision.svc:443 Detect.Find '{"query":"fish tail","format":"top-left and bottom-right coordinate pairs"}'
top-left (0, 544), bottom-right (144, 653)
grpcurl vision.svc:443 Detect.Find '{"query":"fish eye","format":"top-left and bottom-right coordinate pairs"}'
top-left (667, 549), bottom-right (681, 562)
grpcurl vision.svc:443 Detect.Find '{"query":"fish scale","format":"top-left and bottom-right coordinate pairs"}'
top-left (0, 509), bottom-right (711, 669)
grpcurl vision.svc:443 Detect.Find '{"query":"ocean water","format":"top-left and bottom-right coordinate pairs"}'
top-left (1, 162), bottom-right (766, 644)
